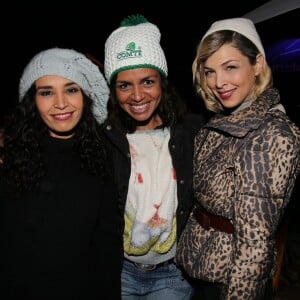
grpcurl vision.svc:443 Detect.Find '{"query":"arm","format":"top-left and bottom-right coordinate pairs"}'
top-left (224, 128), bottom-right (299, 299)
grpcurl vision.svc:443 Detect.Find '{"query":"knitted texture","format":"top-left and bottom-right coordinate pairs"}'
top-left (202, 17), bottom-right (265, 57)
top-left (104, 14), bottom-right (168, 83)
top-left (19, 48), bottom-right (109, 124)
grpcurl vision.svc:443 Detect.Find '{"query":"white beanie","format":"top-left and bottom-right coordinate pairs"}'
top-left (104, 14), bottom-right (168, 83)
top-left (19, 48), bottom-right (109, 124)
top-left (201, 17), bottom-right (265, 57)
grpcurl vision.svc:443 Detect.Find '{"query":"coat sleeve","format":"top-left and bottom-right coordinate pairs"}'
top-left (224, 123), bottom-right (300, 299)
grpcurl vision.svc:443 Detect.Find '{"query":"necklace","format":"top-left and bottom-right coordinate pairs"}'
top-left (146, 131), bottom-right (163, 150)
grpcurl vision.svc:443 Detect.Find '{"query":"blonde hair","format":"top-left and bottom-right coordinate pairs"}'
top-left (192, 31), bottom-right (273, 113)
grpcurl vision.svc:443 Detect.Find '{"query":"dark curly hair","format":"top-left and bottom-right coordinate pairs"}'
top-left (106, 74), bottom-right (187, 133)
top-left (2, 85), bottom-right (111, 195)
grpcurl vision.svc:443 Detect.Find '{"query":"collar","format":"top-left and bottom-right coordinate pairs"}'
top-left (204, 88), bottom-right (281, 138)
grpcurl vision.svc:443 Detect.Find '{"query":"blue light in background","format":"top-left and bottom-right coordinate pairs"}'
top-left (266, 38), bottom-right (300, 72)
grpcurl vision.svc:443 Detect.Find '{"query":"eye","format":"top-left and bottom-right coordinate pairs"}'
top-left (144, 79), bottom-right (154, 85)
top-left (67, 86), bottom-right (80, 94)
top-left (116, 82), bottom-right (129, 90)
top-left (38, 90), bottom-right (52, 97)
top-left (204, 70), bottom-right (214, 76)
top-left (226, 65), bottom-right (237, 71)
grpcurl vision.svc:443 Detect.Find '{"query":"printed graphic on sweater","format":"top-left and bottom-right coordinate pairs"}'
top-left (124, 129), bottom-right (177, 255)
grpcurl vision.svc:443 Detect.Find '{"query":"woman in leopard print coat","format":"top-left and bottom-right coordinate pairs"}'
top-left (176, 18), bottom-right (300, 299)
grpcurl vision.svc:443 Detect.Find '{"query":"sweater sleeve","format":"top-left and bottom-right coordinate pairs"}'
top-left (95, 178), bottom-right (122, 300)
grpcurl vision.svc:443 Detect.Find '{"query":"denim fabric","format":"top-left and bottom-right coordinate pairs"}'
top-left (121, 259), bottom-right (194, 299)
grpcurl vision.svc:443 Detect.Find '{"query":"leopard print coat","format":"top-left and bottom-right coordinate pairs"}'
top-left (176, 88), bottom-right (300, 299)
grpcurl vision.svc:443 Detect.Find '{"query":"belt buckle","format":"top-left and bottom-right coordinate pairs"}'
top-left (134, 262), bottom-right (156, 271)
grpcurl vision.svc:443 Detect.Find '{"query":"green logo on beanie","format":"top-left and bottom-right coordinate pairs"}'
top-left (126, 42), bottom-right (136, 51)
top-left (116, 42), bottom-right (142, 61)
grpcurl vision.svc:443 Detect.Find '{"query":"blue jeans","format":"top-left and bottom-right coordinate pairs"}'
top-left (121, 259), bottom-right (194, 299)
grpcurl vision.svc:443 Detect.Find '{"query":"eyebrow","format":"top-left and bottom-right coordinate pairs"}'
top-left (204, 59), bottom-right (240, 69)
top-left (36, 81), bottom-right (77, 90)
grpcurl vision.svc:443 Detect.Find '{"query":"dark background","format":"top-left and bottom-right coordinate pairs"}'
top-left (1, 1), bottom-right (299, 126)
top-left (1, 2), bottom-right (300, 297)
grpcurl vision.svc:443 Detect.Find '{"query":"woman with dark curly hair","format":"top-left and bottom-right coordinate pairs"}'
top-left (0, 48), bottom-right (121, 300)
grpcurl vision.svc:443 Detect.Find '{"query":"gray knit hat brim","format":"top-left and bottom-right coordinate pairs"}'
top-left (19, 48), bottom-right (109, 124)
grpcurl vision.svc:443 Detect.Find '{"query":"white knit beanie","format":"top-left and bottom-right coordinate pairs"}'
top-left (19, 48), bottom-right (109, 124)
top-left (201, 17), bottom-right (265, 57)
top-left (104, 14), bottom-right (168, 83)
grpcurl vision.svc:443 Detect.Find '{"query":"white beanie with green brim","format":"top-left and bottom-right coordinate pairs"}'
top-left (104, 14), bottom-right (168, 83)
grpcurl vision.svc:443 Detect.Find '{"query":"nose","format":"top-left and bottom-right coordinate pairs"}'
top-left (215, 72), bottom-right (227, 89)
top-left (131, 85), bottom-right (144, 102)
top-left (54, 93), bottom-right (68, 109)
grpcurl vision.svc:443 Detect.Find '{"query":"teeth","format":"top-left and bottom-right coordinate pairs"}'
top-left (131, 103), bottom-right (149, 112)
top-left (131, 103), bottom-right (148, 109)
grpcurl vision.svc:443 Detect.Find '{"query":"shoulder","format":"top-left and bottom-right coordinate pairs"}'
top-left (241, 113), bottom-right (300, 167)
top-left (262, 111), bottom-right (300, 144)
top-left (180, 112), bottom-right (206, 131)
top-left (170, 113), bottom-right (206, 144)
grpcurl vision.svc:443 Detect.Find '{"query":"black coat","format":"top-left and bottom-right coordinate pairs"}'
top-left (103, 113), bottom-right (205, 242)
top-left (0, 136), bottom-right (122, 300)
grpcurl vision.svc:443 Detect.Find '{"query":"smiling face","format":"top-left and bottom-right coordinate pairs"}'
top-left (115, 68), bottom-right (163, 130)
top-left (204, 43), bottom-right (263, 110)
top-left (35, 75), bottom-right (84, 138)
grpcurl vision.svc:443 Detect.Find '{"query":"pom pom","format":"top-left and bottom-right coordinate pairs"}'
top-left (120, 14), bottom-right (148, 27)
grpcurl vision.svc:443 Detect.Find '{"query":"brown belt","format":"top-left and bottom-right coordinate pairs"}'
top-left (194, 205), bottom-right (234, 234)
